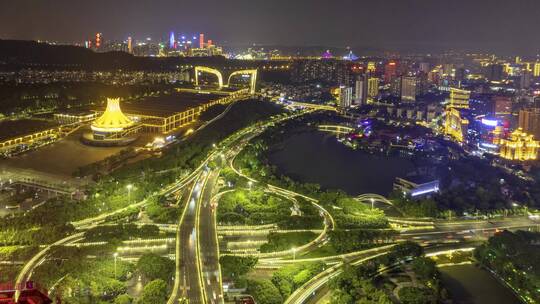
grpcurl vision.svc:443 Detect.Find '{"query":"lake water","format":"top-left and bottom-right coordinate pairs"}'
top-left (439, 264), bottom-right (520, 304)
top-left (267, 130), bottom-right (415, 196)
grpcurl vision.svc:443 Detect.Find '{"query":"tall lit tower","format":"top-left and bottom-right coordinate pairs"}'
top-left (169, 32), bottom-right (176, 49)
top-left (199, 33), bottom-right (205, 48)
top-left (95, 33), bottom-right (102, 49)
top-left (127, 37), bottom-right (133, 54)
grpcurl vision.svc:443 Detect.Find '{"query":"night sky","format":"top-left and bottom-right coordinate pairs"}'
top-left (1, 0), bottom-right (540, 54)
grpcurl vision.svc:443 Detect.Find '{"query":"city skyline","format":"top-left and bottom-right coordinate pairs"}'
top-left (2, 0), bottom-right (540, 55)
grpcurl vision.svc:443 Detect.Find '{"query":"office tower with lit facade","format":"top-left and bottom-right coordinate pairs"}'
top-left (447, 88), bottom-right (470, 109)
top-left (444, 107), bottom-right (469, 143)
top-left (367, 77), bottom-right (379, 99)
top-left (400, 76), bottom-right (417, 102)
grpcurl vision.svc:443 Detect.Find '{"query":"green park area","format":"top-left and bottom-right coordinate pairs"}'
top-left (220, 255), bottom-right (325, 304)
top-left (217, 189), bottom-right (293, 226)
top-left (330, 242), bottom-right (449, 304)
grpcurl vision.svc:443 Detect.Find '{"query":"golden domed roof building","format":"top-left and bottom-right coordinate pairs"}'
top-left (82, 98), bottom-right (140, 146)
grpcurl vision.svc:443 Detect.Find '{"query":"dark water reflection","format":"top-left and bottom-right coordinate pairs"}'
top-left (267, 131), bottom-right (415, 196)
top-left (439, 264), bottom-right (520, 304)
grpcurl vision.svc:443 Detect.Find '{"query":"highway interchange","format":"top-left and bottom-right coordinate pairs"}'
top-left (12, 106), bottom-right (540, 304)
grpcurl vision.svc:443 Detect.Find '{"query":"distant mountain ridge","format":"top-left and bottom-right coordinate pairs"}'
top-left (0, 39), bottom-right (236, 71)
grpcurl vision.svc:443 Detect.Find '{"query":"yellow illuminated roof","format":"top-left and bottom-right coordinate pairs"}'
top-left (91, 98), bottom-right (134, 132)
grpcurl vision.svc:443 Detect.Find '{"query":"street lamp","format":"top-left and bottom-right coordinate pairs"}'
top-left (126, 184), bottom-right (133, 203)
top-left (370, 198), bottom-right (374, 210)
top-left (113, 252), bottom-right (118, 278)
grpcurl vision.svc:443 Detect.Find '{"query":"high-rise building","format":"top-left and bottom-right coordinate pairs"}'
top-left (338, 86), bottom-right (353, 109)
top-left (534, 62), bottom-right (540, 77)
top-left (169, 32), bottom-right (176, 49)
top-left (199, 33), bottom-right (205, 49)
top-left (447, 88), bottom-right (470, 109)
top-left (444, 107), bottom-right (469, 143)
top-left (454, 68), bottom-right (466, 82)
top-left (95, 33), bottom-right (102, 49)
top-left (384, 61), bottom-right (397, 83)
top-left (367, 77), bottom-right (379, 99)
top-left (419, 62), bottom-right (430, 74)
top-left (493, 96), bottom-right (512, 115)
top-left (354, 76), bottom-right (367, 105)
top-left (127, 37), bottom-right (133, 54)
top-left (367, 62), bottom-right (376, 73)
top-left (518, 108), bottom-right (540, 140)
top-left (521, 71), bottom-right (532, 89)
top-left (485, 64), bottom-right (504, 81)
top-left (400, 76), bottom-right (417, 102)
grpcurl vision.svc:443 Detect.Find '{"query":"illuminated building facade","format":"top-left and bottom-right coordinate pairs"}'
top-left (85, 98), bottom-right (140, 145)
top-left (199, 33), bottom-right (205, 49)
top-left (127, 37), bottom-right (133, 54)
top-left (354, 76), bottom-right (367, 105)
top-left (400, 76), bottom-right (417, 102)
top-left (534, 62), bottom-right (540, 77)
top-left (493, 96), bottom-right (512, 115)
top-left (518, 108), bottom-right (540, 140)
top-left (444, 107), bottom-right (469, 142)
top-left (367, 62), bottom-right (376, 73)
top-left (499, 128), bottom-right (539, 161)
top-left (367, 77), bottom-right (379, 99)
top-left (448, 88), bottom-right (470, 109)
top-left (384, 61), bottom-right (397, 83)
top-left (95, 33), bottom-right (102, 49)
top-left (338, 86), bottom-right (353, 109)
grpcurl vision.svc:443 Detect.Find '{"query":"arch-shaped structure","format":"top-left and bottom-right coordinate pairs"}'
top-left (355, 193), bottom-right (393, 206)
top-left (194, 66), bottom-right (224, 89)
top-left (227, 69), bottom-right (258, 94)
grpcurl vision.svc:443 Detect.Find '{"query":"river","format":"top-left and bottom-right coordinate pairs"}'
top-left (439, 264), bottom-right (520, 304)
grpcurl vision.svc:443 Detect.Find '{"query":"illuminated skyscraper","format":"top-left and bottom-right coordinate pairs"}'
top-left (444, 107), bottom-right (469, 143)
top-left (95, 33), bottom-right (102, 49)
top-left (400, 76), bottom-right (417, 102)
top-left (447, 88), bottom-right (470, 109)
top-left (367, 77), bottom-right (379, 99)
top-left (199, 33), bottom-right (205, 49)
top-left (367, 62), bottom-right (376, 73)
top-left (169, 32), bottom-right (176, 49)
top-left (384, 61), bottom-right (397, 83)
top-left (127, 37), bottom-right (133, 54)
top-left (535, 62), bottom-right (540, 77)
